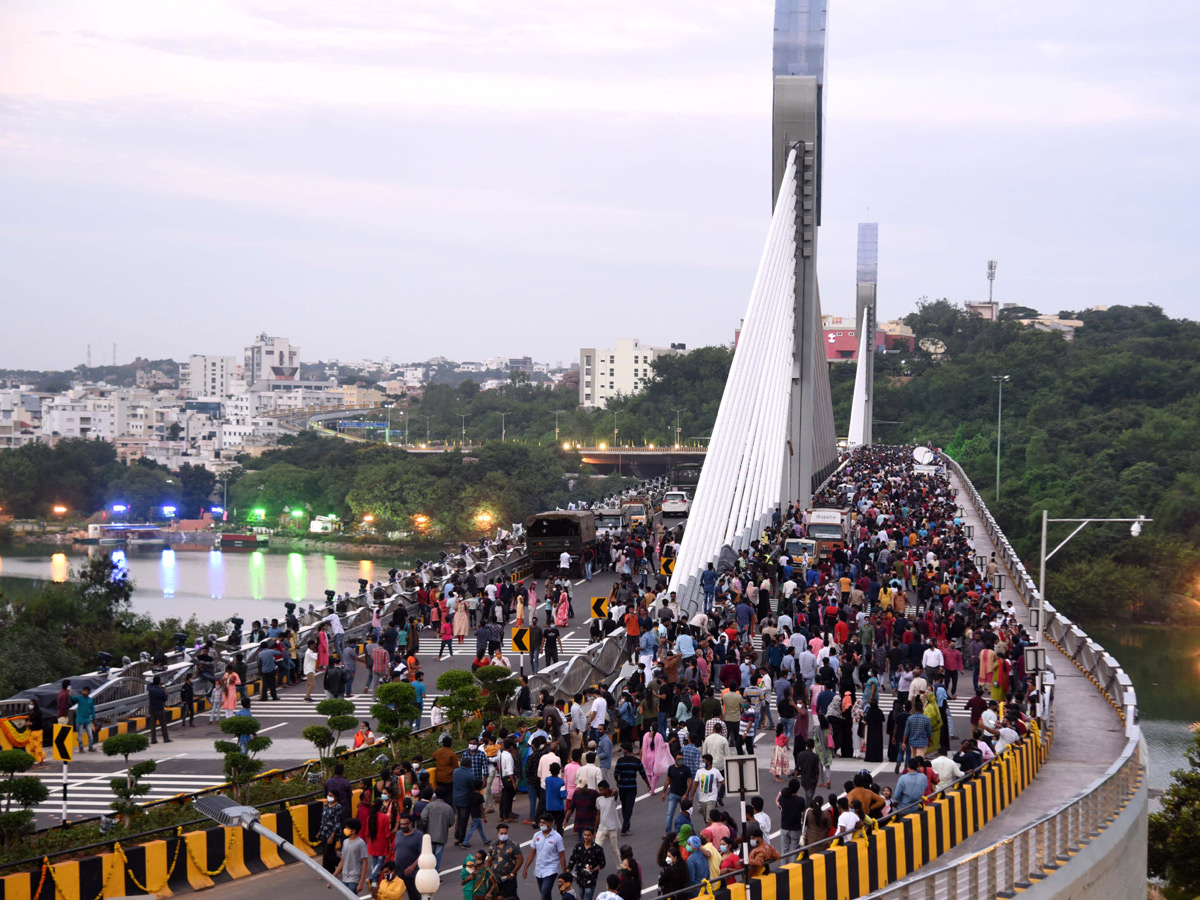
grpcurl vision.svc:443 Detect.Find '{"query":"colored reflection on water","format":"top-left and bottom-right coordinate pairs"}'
top-left (358, 559), bottom-right (374, 584)
top-left (325, 554), bottom-right (339, 593)
top-left (160, 549), bottom-right (177, 598)
top-left (208, 550), bottom-right (225, 598)
top-left (248, 551), bottom-right (265, 600)
top-left (50, 553), bottom-right (69, 583)
top-left (287, 552), bottom-right (307, 601)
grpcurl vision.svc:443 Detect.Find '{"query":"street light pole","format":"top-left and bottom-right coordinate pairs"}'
top-left (500, 412), bottom-right (508, 442)
top-left (553, 410), bottom-right (566, 442)
top-left (1036, 512), bottom-right (1149, 713)
top-left (419, 415), bottom-right (432, 444)
top-left (671, 408), bottom-right (685, 447)
top-left (613, 411), bottom-right (619, 448)
top-left (992, 375), bottom-right (1009, 501)
top-left (458, 413), bottom-right (469, 445)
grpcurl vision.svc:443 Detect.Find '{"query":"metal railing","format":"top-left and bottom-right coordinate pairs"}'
top-left (861, 455), bottom-right (1145, 898)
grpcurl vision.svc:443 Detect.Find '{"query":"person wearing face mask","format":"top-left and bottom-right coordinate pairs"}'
top-left (316, 792), bottom-right (345, 875)
top-left (746, 824), bottom-right (780, 877)
top-left (487, 824), bottom-right (524, 900)
top-left (656, 839), bottom-right (690, 897)
top-left (522, 815), bottom-right (566, 900)
top-left (334, 819), bottom-right (369, 896)
top-left (615, 846), bottom-right (641, 900)
top-left (392, 813), bottom-right (424, 900)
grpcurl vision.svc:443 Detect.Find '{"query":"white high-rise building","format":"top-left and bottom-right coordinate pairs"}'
top-left (244, 334), bottom-right (300, 386)
top-left (578, 338), bottom-right (683, 409)
top-left (182, 355), bottom-right (237, 398)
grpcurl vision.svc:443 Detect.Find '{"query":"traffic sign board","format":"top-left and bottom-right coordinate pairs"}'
top-left (511, 628), bottom-right (530, 653)
top-left (52, 724), bottom-right (74, 762)
top-left (591, 597), bottom-right (608, 618)
top-left (660, 558), bottom-right (676, 576)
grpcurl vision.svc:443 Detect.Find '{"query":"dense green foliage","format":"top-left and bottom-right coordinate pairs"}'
top-left (1149, 725), bottom-right (1200, 896)
top-left (843, 302), bottom-right (1200, 623)
top-left (0, 438), bottom-right (214, 520)
top-left (0, 556), bottom-right (228, 697)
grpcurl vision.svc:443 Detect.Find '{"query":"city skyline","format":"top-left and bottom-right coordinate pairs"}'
top-left (2, 1), bottom-right (1197, 369)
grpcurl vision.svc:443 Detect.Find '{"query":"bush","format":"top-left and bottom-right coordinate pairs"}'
top-left (0, 750), bottom-right (46, 852)
top-left (101, 733), bottom-right (156, 825)
top-left (475, 666), bottom-right (520, 716)
top-left (215, 716), bottom-right (271, 803)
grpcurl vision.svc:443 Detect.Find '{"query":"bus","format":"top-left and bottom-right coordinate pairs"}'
top-left (669, 462), bottom-right (703, 497)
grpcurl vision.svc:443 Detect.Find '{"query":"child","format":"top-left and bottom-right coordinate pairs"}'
top-left (334, 819), bottom-right (368, 896)
top-left (557, 871), bottom-right (577, 900)
top-left (461, 780), bottom-right (489, 848)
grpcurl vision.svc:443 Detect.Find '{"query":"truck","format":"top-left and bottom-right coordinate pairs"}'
top-left (804, 507), bottom-right (852, 561)
top-left (524, 510), bottom-right (597, 577)
top-left (594, 506), bottom-right (631, 535)
top-left (621, 497), bottom-right (650, 529)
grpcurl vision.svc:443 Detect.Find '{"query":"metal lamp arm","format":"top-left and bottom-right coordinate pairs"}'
top-left (249, 821), bottom-right (359, 900)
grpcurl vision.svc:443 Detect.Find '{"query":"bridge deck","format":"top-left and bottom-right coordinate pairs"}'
top-left (903, 468), bottom-right (1130, 871)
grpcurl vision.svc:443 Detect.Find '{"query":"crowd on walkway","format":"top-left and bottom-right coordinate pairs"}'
top-left (304, 446), bottom-right (1045, 900)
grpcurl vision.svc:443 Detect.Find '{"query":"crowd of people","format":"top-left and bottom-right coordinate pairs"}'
top-left (304, 445), bottom-right (1045, 900)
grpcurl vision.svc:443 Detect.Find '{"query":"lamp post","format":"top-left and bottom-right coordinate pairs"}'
top-left (613, 411), bottom-right (619, 448)
top-left (382, 402), bottom-right (394, 444)
top-left (991, 375), bottom-right (1009, 501)
top-left (195, 794), bottom-right (358, 899)
top-left (553, 410), bottom-right (566, 442)
top-left (1035, 511), bottom-right (1149, 717)
top-left (671, 408), bottom-right (685, 448)
top-left (414, 833), bottom-right (442, 900)
top-left (499, 412), bottom-right (508, 442)
top-left (419, 414), bottom-right (432, 444)
top-left (458, 413), bottom-right (469, 446)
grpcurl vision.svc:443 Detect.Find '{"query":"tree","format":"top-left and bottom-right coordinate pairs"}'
top-left (102, 732), bottom-right (156, 825)
top-left (475, 666), bottom-right (520, 717)
top-left (0, 749), bottom-right (48, 852)
top-left (435, 671), bottom-right (483, 737)
top-left (1149, 726), bottom-right (1200, 896)
top-left (176, 462), bottom-right (217, 518)
top-left (371, 682), bottom-right (421, 758)
top-left (215, 716), bottom-right (272, 803)
top-left (316, 698), bottom-right (358, 757)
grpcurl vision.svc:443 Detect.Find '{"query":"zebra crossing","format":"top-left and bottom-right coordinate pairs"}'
top-left (29, 770), bottom-right (233, 817)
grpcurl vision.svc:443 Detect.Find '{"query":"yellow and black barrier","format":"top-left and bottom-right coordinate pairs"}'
top-left (0, 793), bottom-right (329, 900)
top-left (705, 732), bottom-right (1050, 900)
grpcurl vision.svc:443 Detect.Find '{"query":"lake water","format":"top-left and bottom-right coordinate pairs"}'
top-left (1079, 622), bottom-right (1200, 794)
top-left (0, 545), bottom-right (417, 623)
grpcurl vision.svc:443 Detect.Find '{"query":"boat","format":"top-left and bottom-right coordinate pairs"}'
top-left (82, 523), bottom-right (168, 548)
top-left (220, 533), bottom-right (269, 551)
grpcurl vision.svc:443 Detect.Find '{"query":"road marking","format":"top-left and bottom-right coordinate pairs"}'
top-left (259, 722), bottom-right (288, 733)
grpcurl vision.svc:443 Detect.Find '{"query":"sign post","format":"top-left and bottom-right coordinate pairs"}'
top-left (511, 628), bottom-right (530, 675)
top-left (52, 724), bottom-right (75, 820)
top-left (724, 754), bottom-right (760, 883)
top-left (590, 597), bottom-right (608, 619)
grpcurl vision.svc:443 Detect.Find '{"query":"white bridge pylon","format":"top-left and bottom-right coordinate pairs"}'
top-left (667, 148), bottom-right (802, 609)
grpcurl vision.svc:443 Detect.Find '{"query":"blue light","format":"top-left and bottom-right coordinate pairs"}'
top-left (211, 506), bottom-right (224, 514)
top-left (111, 503), bottom-right (128, 513)
top-left (163, 505), bottom-right (177, 517)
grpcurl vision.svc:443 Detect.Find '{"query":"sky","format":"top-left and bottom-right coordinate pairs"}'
top-left (1, 0), bottom-right (1197, 370)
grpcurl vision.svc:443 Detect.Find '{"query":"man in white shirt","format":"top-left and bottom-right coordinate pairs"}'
top-left (930, 753), bottom-right (964, 785)
top-left (994, 725), bottom-right (1019, 755)
top-left (577, 752), bottom-right (603, 790)
top-left (587, 690), bottom-right (608, 739)
top-left (922, 646), bottom-right (945, 678)
top-left (559, 550), bottom-right (572, 574)
top-left (323, 612), bottom-right (346, 660)
top-left (781, 577), bottom-right (797, 600)
top-left (908, 668), bottom-right (928, 704)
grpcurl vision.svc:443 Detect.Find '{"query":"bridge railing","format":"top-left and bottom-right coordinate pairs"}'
top-left (867, 455), bottom-right (1145, 898)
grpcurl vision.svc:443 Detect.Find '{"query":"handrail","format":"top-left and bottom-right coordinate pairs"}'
top-left (859, 455), bottom-right (1145, 898)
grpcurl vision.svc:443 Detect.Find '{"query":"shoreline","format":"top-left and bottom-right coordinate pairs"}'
top-left (8, 532), bottom-right (458, 561)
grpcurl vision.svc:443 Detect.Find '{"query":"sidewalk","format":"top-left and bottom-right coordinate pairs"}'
top-left (921, 469), bottom-right (1129, 866)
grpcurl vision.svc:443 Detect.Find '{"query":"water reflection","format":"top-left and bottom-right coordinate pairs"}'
top-left (249, 551), bottom-right (265, 600)
top-left (287, 553), bottom-right (306, 601)
top-left (208, 550), bottom-right (225, 599)
top-left (358, 559), bottom-right (374, 585)
top-left (160, 549), bottom-right (177, 598)
top-left (50, 553), bottom-right (68, 583)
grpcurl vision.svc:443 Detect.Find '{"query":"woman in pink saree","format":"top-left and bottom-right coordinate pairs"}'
top-left (555, 589), bottom-right (570, 627)
top-left (641, 732), bottom-right (659, 791)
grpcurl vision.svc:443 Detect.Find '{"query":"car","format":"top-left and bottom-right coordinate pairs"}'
top-left (661, 491), bottom-right (690, 518)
